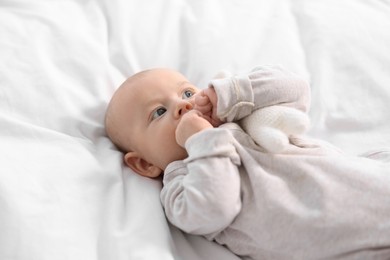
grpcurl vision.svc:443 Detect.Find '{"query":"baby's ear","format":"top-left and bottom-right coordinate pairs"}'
top-left (124, 152), bottom-right (162, 178)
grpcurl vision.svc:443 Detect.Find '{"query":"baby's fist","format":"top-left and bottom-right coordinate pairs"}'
top-left (194, 88), bottom-right (224, 127)
top-left (175, 110), bottom-right (213, 147)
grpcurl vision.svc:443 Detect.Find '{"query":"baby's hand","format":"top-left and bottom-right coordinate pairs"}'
top-left (176, 110), bottom-right (213, 147)
top-left (194, 88), bottom-right (224, 127)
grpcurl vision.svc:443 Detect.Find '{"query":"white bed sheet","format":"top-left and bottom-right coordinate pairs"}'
top-left (1, 0), bottom-right (389, 259)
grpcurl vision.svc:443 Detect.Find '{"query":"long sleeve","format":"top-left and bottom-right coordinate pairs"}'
top-left (160, 128), bottom-right (242, 236)
top-left (209, 65), bottom-right (311, 122)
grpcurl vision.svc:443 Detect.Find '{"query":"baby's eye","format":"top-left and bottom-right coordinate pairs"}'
top-left (182, 90), bottom-right (194, 99)
top-left (151, 107), bottom-right (166, 120)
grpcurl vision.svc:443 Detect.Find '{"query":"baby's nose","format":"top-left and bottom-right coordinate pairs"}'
top-left (175, 101), bottom-right (193, 117)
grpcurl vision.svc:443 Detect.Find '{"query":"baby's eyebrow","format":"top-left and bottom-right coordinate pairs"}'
top-left (177, 81), bottom-right (191, 87)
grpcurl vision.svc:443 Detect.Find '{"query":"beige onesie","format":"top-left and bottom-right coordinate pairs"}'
top-left (161, 66), bottom-right (390, 259)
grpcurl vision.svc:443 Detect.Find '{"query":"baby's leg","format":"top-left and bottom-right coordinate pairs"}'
top-left (248, 106), bottom-right (310, 135)
top-left (240, 106), bottom-right (310, 153)
top-left (249, 126), bottom-right (289, 153)
top-left (278, 107), bottom-right (310, 135)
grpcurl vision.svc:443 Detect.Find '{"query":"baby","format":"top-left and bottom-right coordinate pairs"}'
top-left (105, 66), bottom-right (390, 260)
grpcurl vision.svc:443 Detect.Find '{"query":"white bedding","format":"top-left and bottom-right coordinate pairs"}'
top-left (1, 0), bottom-right (389, 259)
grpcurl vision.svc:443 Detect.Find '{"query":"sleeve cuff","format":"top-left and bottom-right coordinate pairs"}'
top-left (209, 74), bottom-right (254, 122)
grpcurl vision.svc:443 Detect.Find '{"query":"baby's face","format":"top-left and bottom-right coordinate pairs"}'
top-left (107, 69), bottom-right (200, 176)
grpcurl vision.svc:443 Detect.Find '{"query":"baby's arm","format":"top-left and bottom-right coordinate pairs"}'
top-left (206, 65), bottom-right (311, 123)
top-left (161, 128), bottom-right (242, 235)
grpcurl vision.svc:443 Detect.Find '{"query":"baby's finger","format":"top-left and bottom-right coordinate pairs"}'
top-left (194, 92), bottom-right (210, 106)
top-left (194, 102), bottom-right (212, 114)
